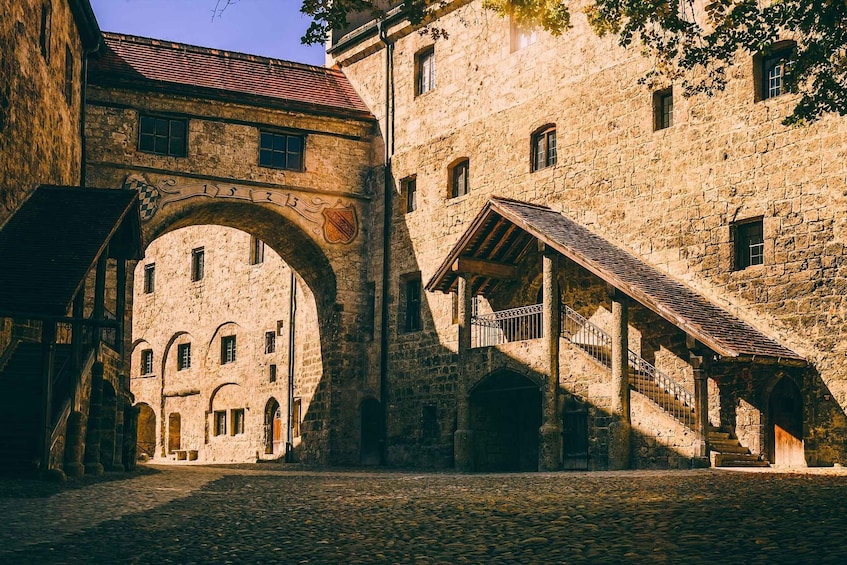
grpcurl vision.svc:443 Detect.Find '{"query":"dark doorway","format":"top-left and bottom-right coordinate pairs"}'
top-left (470, 371), bottom-right (541, 472)
top-left (136, 403), bottom-right (156, 458)
top-left (562, 396), bottom-right (589, 470)
top-left (768, 377), bottom-right (804, 466)
top-left (360, 398), bottom-right (382, 466)
top-left (167, 412), bottom-right (181, 454)
top-left (264, 398), bottom-right (282, 455)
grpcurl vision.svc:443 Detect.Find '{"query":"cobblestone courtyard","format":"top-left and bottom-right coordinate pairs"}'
top-left (2, 464), bottom-right (847, 564)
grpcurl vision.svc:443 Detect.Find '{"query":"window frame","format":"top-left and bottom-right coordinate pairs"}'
top-left (140, 349), bottom-right (153, 376)
top-left (269, 364), bottom-right (277, 383)
top-left (403, 176), bottom-right (418, 213)
top-left (177, 343), bottom-right (191, 371)
top-left (531, 126), bottom-right (557, 172)
top-left (214, 410), bottom-right (227, 436)
top-left (258, 130), bottom-right (304, 171)
top-left (754, 42), bottom-right (796, 102)
top-left (450, 159), bottom-right (470, 199)
top-left (143, 263), bottom-right (155, 294)
top-left (191, 247), bottom-right (205, 282)
top-left (510, 17), bottom-right (537, 52)
top-left (733, 217), bottom-right (765, 271)
top-left (415, 47), bottom-right (436, 96)
top-left (402, 275), bottom-right (423, 333)
top-left (138, 114), bottom-right (187, 157)
top-left (231, 409), bottom-right (245, 435)
top-left (264, 331), bottom-right (276, 354)
top-left (653, 88), bottom-right (674, 131)
top-left (250, 236), bottom-right (265, 265)
top-left (221, 335), bottom-right (237, 365)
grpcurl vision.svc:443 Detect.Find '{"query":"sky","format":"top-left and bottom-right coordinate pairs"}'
top-left (89, 0), bottom-right (326, 66)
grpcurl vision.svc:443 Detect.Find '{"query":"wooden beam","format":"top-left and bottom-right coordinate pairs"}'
top-left (451, 257), bottom-right (518, 280)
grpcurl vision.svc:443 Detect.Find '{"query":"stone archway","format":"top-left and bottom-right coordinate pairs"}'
top-left (469, 371), bottom-right (542, 472)
top-left (136, 403), bottom-right (156, 458)
top-left (768, 377), bottom-right (804, 467)
top-left (264, 398), bottom-right (282, 456)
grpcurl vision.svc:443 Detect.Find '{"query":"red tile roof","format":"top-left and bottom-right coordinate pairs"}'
top-left (89, 33), bottom-right (372, 119)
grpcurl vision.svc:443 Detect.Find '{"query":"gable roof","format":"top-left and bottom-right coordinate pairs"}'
top-left (427, 198), bottom-right (804, 364)
top-left (89, 33), bottom-right (373, 120)
top-left (0, 186), bottom-right (141, 318)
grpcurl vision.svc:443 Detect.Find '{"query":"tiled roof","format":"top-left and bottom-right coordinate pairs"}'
top-left (0, 186), bottom-right (140, 317)
top-left (89, 33), bottom-right (372, 118)
top-left (427, 198), bottom-right (804, 363)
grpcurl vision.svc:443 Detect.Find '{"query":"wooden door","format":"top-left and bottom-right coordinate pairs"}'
top-left (272, 407), bottom-right (283, 454)
top-left (769, 377), bottom-right (804, 467)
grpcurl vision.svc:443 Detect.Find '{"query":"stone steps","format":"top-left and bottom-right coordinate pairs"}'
top-left (709, 427), bottom-right (770, 468)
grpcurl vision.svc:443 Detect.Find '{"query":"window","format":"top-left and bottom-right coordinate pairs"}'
top-left (450, 159), bottom-right (469, 198)
top-left (191, 247), bottom-right (204, 281)
top-left (653, 88), bottom-right (673, 130)
top-left (138, 115), bottom-right (186, 157)
top-left (265, 331), bottom-right (276, 354)
top-left (756, 43), bottom-right (796, 101)
top-left (140, 349), bottom-right (153, 375)
top-left (269, 364), bottom-right (277, 383)
top-left (415, 47), bottom-right (435, 96)
top-left (39, 2), bottom-right (51, 62)
top-left (221, 335), bottom-right (237, 364)
top-left (259, 131), bottom-right (303, 171)
top-left (64, 45), bottom-right (73, 104)
top-left (250, 236), bottom-right (265, 265)
top-left (403, 176), bottom-right (417, 213)
top-left (292, 398), bottom-right (302, 437)
top-left (733, 218), bottom-right (764, 270)
top-left (402, 276), bottom-right (422, 333)
top-left (214, 410), bottom-right (227, 436)
top-left (231, 409), bottom-right (245, 435)
top-left (177, 343), bottom-right (191, 371)
top-left (510, 18), bottom-right (537, 51)
top-left (143, 263), bottom-right (155, 294)
top-left (532, 127), bottom-right (557, 171)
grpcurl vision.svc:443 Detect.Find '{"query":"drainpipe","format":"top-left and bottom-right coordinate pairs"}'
top-left (377, 20), bottom-right (394, 466)
top-left (285, 270), bottom-right (297, 462)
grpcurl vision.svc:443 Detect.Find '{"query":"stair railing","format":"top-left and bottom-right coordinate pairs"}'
top-left (471, 303), bottom-right (543, 348)
top-left (0, 339), bottom-right (21, 373)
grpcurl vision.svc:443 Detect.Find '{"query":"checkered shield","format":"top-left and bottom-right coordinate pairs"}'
top-left (123, 174), bottom-right (159, 221)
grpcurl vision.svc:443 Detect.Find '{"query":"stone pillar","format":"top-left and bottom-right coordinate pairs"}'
top-left (690, 349), bottom-right (710, 466)
top-left (608, 289), bottom-right (631, 470)
top-left (100, 385), bottom-right (117, 470)
top-left (109, 400), bottom-right (125, 471)
top-left (63, 411), bottom-right (86, 477)
top-left (539, 248), bottom-right (561, 471)
top-left (454, 275), bottom-right (474, 472)
top-left (123, 403), bottom-right (139, 472)
top-left (83, 364), bottom-right (104, 475)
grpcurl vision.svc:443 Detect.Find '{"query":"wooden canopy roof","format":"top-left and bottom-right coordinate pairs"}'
top-left (426, 198), bottom-right (804, 364)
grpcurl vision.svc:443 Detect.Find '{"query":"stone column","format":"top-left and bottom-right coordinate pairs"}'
top-left (83, 364), bottom-right (104, 475)
top-left (690, 349), bottom-right (710, 466)
top-left (123, 403), bottom-right (139, 472)
top-left (539, 248), bottom-right (561, 471)
top-left (608, 289), bottom-right (631, 470)
top-left (454, 275), bottom-right (474, 472)
top-left (63, 411), bottom-right (86, 477)
top-left (100, 385), bottom-right (117, 470)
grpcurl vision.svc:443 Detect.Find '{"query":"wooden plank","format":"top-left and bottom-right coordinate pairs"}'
top-left (451, 257), bottom-right (518, 280)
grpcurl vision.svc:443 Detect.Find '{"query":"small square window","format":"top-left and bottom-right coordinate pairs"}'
top-left (404, 177), bottom-right (417, 213)
top-left (250, 236), bottom-right (265, 265)
top-left (143, 263), bottom-right (155, 294)
top-left (653, 88), bottom-right (673, 130)
top-left (756, 43), bottom-right (796, 101)
top-left (415, 47), bottom-right (435, 96)
top-left (139, 115), bottom-right (186, 157)
top-left (402, 275), bottom-right (422, 333)
top-left (733, 218), bottom-right (764, 270)
top-left (231, 409), bottom-right (245, 435)
top-left (177, 343), bottom-right (191, 371)
top-left (269, 364), bottom-right (277, 383)
top-left (214, 410), bottom-right (227, 436)
top-left (450, 159), bottom-right (469, 198)
top-left (140, 349), bottom-right (153, 376)
top-left (531, 127), bottom-right (557, 171)
top-left (259, 131), bottom-right (304, 171)
top-left (265, 331), bottom-right (276, 354)
top-left (221, 335), bottom-right (236, 364)
top-left (510, 18), bottom-right (537, 52)
top-left (191, 247), bottom-right (205, 281)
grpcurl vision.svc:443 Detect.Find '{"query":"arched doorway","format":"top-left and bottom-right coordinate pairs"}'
top-left (470, 371), bottom-right (541, 472)
top-left (264, 398), bottom-right (282, 455)
top-left (768, 377), bottom-right (804, 466)
top-left (136, 403), bottom-right (156, 458)
top-left (360, 398), bottom-right (382, 466)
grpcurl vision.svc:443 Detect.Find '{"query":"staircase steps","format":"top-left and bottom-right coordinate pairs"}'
top-left (709, 427), bottom-right (770, 468)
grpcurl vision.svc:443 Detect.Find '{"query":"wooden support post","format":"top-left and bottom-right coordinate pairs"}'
top-left (93, 254), bottom-right (107, 348)
top-left (539, 248), bottom-right (561, 471)
top-left (40, 321), bottom-right (57, 473)
top-left (72, 283), bottom-right (85, 371)
top-left (689, 343), bottom-right (710, 466)
top-left (608, 288), bottom-right (631, 470)
top-left (454, 275), bottom-right (474, 472)
top-left (115, 258), bottom-right (127, 355)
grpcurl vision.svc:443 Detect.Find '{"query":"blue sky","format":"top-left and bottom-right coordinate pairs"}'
top-left (89, 0), bottom-right (326, 66)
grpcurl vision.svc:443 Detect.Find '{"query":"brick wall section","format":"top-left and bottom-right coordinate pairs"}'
top-left (334, 1), bottom-right (847, 466)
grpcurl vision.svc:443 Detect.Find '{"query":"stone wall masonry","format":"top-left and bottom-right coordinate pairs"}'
top-left (336, 0), bottom-right (847, 465)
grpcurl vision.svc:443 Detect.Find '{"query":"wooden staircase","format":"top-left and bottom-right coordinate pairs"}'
top-left (709, 426), bottom-right (770, 468)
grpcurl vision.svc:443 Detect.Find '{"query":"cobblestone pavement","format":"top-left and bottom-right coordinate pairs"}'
top-left (2, 464), bottom-right (847, 564)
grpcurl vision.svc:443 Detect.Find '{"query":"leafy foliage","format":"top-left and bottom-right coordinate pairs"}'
top-left (299, 0), bottom-right (847, 123)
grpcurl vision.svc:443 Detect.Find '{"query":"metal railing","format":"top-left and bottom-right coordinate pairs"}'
top-left (470, 301), bottom-right (695, 429)
top-left (471, 303), bottom-right (543, 348)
